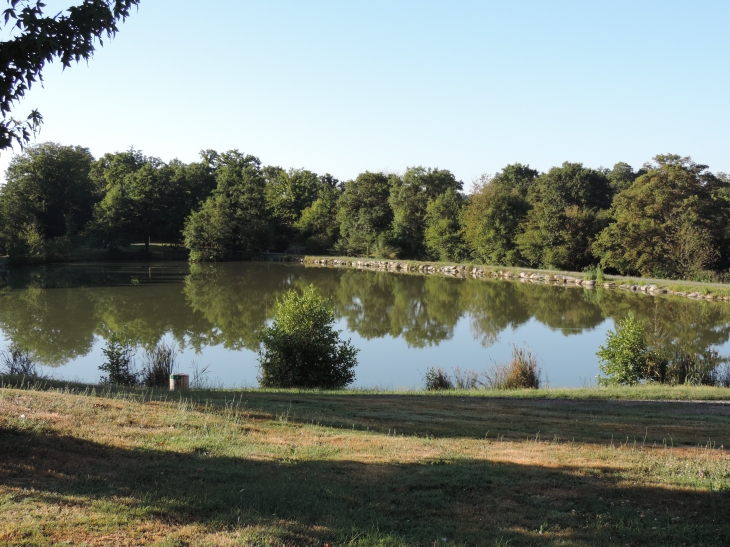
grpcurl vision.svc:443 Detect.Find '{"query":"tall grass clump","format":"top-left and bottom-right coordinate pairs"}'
top-left (424, 367), bottom-right (453, 390)
top-left (485, 345), bottom-right (541, 389)
top-left (0, 347), bottom-right (42, 377)
top-left (140, 341), bottom-right (178, 387)
top-left (98, 334), bottom-right (137, 386)
top-left (583, 265), bottom-right (605, 282)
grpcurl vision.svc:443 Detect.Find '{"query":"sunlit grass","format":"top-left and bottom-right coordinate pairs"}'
top-left (1, 382), bottom-right (730, 546)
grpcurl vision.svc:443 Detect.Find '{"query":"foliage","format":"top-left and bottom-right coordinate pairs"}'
top-left (389, 167), bottom-right (462, 258)
top-left (89, 150), bottom-right (215, 250)
top-left (597, 313), bottom-right (649, 385)
top-left (0, 0), bottom-right (139, 149)
top-left (98, 333), bottom-right (136, 386)
top-left (258, 285), bottom-right (358, 388)
top-left (335, 171), bottom-right (393, 256)
top-left (462, 169), bottom-right (533, 266)
top-left (294, 180), bottom-right (342, 253)
top-left (424, 366), bottom-right (453, 390)
top-left (183, 151), bottom-right (270, 261)
top-left (583, 265), bottom-right (604, 282)
top-left (594, 155), bottom-right (730, 279)
top-left (139, 341), bottom-right (178, 388)
top-left (424, 187), bottom-right (467, 262)
top-left (516, 162), bottom-right (611, 270)
top-left (0, 142), bottom-right (95, 261)
top-left (485, 345), bottom-right (541, 389)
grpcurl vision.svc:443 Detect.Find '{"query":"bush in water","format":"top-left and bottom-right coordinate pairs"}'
top-left (597, 313), bottom-right (648, 386)
top-left (258, 285), bottom-right (358, 389)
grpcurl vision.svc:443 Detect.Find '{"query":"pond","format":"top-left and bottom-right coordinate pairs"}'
top-left (1, 261), bottom-right (729, 389)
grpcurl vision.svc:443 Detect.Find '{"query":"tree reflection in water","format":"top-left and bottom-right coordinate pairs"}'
top-left (0, 263), bottom-right (729, 382)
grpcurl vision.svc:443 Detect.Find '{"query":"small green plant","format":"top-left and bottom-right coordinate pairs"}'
top-left (258, 285), bottom-right (359, 388)
top-left (99, 334), bottom-right (137, 386)
top-left (140, 341), bottom-right (178, 387)
top-left (485, 345), bottom-right (541, 389)
top-left (597, 313), bottom-right (647, 385)
top-left (424, 367), bottom-right (453, 390)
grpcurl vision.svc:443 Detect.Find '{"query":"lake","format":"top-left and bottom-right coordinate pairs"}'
top-left (1, 261), bottom-right (729, 388)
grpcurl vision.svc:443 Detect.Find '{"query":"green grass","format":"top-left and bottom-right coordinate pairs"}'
top-left (2, 381), bottom-right (730, 546)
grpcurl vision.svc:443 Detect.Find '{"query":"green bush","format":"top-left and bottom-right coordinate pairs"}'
top-left (424, 367), bottom-right (453, 390)
top-left (597, 313), bottom-right (647, 385)
top-left (258, 285), bottom-right (359, 388)
top-left (485, 345), bottom-right (541, 389)
top-left (99, 334), bottom-right (137, 386)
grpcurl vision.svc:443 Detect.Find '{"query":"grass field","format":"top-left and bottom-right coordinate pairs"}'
top-left (1, 383), bottom-right (729, 546)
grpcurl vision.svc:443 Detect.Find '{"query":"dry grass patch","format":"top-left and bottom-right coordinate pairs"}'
top-left (1, 386), bottom-right (729, 546)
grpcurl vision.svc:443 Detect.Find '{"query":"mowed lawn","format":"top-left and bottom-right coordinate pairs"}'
top-left (1, 386), bottom-right (729, 546)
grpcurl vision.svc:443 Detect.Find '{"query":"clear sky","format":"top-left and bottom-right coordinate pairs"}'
top-left (1, 0), bottom-right (729, 185)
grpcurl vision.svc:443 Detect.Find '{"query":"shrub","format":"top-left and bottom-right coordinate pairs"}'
top-left (0, 347), bottom-right (41, 377)
top-left (425, 367), bottom-right (453, 390)
top-left (597, 313), bottom-right (647, 385)
top-left (258, 285), bottom-right (359, 389)
top-left (99, 334), bottom-right (137, 386)
top-left (452, 367), bottom-right (480, 389)
top-left (667, 349), bottom-right (728, 386)
top-left (140, 341), bottom-right (178, 387)
top-left (485, 345), bottom-right (541, 389)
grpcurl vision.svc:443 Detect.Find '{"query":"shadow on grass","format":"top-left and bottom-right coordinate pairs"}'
top-left (1, 426), bottom-right (729, 546)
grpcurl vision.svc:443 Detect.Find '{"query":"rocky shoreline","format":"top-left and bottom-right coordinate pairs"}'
top-left (303, 257), bottom-right (730, 303)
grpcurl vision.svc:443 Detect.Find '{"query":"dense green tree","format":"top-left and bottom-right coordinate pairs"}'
top-left (389, 167), bottom-right (462, 258)
top-left (0, 1), bottom-right (140, 149)
top-left (183, 150), bottom-right (270, 261)
top-left (593, 155), bottom-right (730, 279)
top-left (0, 142), bottom-right (95, 261)
top-left (424, 187), bottom-right (467, 261)
top-left (607, 162), bottom-right (644, 194)
top-left (295, 182), bottom-right (342, 253)
top-left (336, 171), bottom-right (393, 257)
top-left (89, 150), bottom-right (215, 251)
top-left (516, 162), bottom-right (611, 270)
top-left (462, 165), bottom-right (537, 266)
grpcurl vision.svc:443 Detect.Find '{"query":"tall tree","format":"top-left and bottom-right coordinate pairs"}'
top-left (183, 150), bottom-right (270, 261)
top-left (462, 164), bottom-right (537, 266)
top-left (336, 171), bottom-right (393, 257)
top-left (389, 167), bottom-right (462, 259)
top-left (516, 162), bottom-right (611, 270)
top-left (0, 1), bottom-right (140, 149)
top-left (424, 187), bottom-right (467, 262)
top-left (593, 154), bottom-right (730, 279)
top-left (0, 142), bottom-right (95, 261)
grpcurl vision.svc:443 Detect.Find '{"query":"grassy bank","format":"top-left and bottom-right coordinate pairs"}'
top-left (303, 256), bottom-right (730, 299)
top-left (2, 383), bottom-right (729, 546)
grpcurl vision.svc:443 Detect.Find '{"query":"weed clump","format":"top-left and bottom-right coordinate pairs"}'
top-left (485, 345), bottom-right (541, 389)
top-left (140, 342), bottom-right (178, 387)
top-left (424, 367), bottom-right (453, 390)
top-left (0, 347), bottom-right (42, 377)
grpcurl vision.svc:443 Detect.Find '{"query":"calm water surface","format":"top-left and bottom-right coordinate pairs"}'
top-left (1, 262), bottom-right (729, 388)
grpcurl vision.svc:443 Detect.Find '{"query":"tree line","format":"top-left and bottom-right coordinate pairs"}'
top-left (1, 142), bottom-right (729, 281)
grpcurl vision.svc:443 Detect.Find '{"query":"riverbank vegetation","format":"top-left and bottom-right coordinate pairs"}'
top-left (1, 383), bottom-right (730, 546)
top-left (2, 143), bottom-right (729, 283)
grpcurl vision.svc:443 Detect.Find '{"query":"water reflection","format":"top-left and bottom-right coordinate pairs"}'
top-left (1, 262), bottom-right (729, 385)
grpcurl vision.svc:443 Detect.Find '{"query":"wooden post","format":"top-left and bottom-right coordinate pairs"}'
top-left (169, 374), bottom-right (189, 391)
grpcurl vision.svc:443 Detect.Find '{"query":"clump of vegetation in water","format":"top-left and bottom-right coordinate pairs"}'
top-left (99, 334), bottom-right (137, 386)
top-left (258, 285), bottom-right (358, 389)
top-left (485, 345), bottom-right (541, 389)
top-left (583, 265), bottom-right (605, 282)
top-left (424, 367), bottom-right (453, 390)
top-left (597, 314), bottom-right (730, 386)
top-left (139, 341), bottom-right (178, 388)
top-left (0, 346), bottom-right (42, 377)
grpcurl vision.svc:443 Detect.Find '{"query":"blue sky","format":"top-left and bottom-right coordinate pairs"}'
top-left (2, 0), bottom-right (729, 185)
